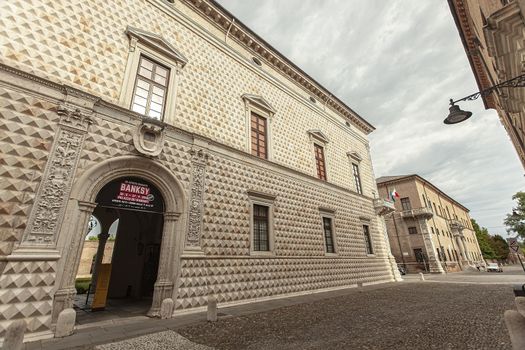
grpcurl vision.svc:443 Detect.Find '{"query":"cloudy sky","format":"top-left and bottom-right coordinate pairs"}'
top-left (217, 0), bottom-right (524, 236)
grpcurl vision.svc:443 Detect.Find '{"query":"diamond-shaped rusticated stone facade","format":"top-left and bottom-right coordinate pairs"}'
top-left (176, 151), bottom-right (392, 310)
top-left (0, 0), bottom-right (376, 197)
top-left (0, 0), bottom-right (398, 340)
top-left (0, 86), bottom-right (57, 257)
top-left (177, 258), bottom-right (390, 309)
top-left (0, 260), bottom-right (56, 336)
top-left (77, 117), bottom-right (193, 188)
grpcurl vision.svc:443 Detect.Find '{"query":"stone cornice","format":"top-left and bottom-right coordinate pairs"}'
top-left (376, 174), bottom-right (470, 213)
top-left (448, 0), bottom-right (496, 109)
top-left (178, 0), bottom-right (375, 134)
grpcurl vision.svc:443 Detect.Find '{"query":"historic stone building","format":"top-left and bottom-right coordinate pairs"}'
top-left (377, 175), bottom-right (484, 273)
top-left (0, 0), bottom-right (400, 343)
top-left (448, 0), bottom-right (525, 169)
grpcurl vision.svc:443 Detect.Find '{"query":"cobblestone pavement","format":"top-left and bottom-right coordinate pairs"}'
top-left (94, 331), bottom-right (213, 350)
top-left (179, 283), bottom-right (515, 350)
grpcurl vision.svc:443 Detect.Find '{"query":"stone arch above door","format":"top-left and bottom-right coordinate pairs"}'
top-left (70, 156), bottom-right (186, 213)
top-left (53, 155), bottom-right (188, 321)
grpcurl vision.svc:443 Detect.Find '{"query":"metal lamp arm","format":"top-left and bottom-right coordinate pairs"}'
top-left (450, 73), bottom-right (525, 105)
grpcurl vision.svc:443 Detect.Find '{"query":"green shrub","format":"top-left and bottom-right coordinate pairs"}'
top-left (75, 278), bottom-right (91, 295)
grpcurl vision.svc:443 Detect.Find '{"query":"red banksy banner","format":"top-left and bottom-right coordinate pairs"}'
top-left (96, 177), bottom-right (164, 213)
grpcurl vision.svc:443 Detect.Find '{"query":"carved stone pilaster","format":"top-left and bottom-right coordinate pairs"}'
top-left (149, 211), bottom-right (180, 317)
top-left (22, 104), bottom-right (92, 246)
top-left (185, 148), bottom-right (208, 250)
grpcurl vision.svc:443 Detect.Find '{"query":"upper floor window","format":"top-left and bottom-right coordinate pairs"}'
top-left (131, 56), bottom-right (170, 119)
top-left (408, 227), bottom-right (418, 235)
top-left (243, 95), bottom-right (276, 160)
top-left (363, 225), bottom-right (373, 255)
top-left (250, 112), bottom-right (268, 159)
top-left (314, 144), bottom-right (327, 181)
top-left (121, 26), bottom-right (188, 122)
top-left (352, 163), bottom-right (362, 195)
top-left (322, 217), bottom-right (335, 253)
top-left (400, 197), bottom-right (411, 211)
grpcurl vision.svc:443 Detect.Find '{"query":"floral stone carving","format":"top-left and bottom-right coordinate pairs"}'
top-left (22, 104), bottom-right (91, 245)
top-left (185, 148), bottom-right (208, 248)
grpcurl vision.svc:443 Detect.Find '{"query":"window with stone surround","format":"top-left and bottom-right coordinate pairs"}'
top-left (363, 224), bottom-right (374, 255)
top-left (253, 204), bottom-right (269, 251)
top-left (120, 26), bottom-right (187, 123)
top-left (242, 94), bottom-right (275, 161)
top-left (314, 144), bottom-right (327, 181)
top-left (250, 112), bottom-right (267, 159)
top-left (408, 226), bottom-right (418, 235)
top-left (322, 217), bottom-right (335, 253)
top-left (352, 163), bottom-right (362, 195)
top-left (248, 191), bottom-right (275, 255)
top-left (131, 56), bottom-right (170, 119)
top-left (400, 197), bottom-right (411, 211)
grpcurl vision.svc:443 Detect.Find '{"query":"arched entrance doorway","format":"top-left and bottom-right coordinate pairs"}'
top-left (75, 177), bottom-right (166, 314)
top-left (52, 156), bottom-right (187, 324)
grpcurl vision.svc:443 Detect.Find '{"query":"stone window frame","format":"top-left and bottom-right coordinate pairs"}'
top-left (408, 226), bottom-right (418, 235)
top-left (400, 197), bottom-right (412, 211)
top-left (242, 94), bottom-right (276, 161)
top-left (360, 218), bottom-right (375, 256)
top-left (247, 191), bottom-right (276, 256)
top-left (308, 130), bottom-right (330, 180)
top-left (119, 26), bottom-right (188, 122)
top-left (347, 151), bottom-right (363, 194)
top-left (319, 208), bottom-right (338, 256)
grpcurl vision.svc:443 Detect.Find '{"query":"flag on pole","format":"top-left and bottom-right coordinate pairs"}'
top-left (390, 188), bottom-right (400, 202)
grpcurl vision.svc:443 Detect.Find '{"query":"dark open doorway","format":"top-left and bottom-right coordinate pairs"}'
top-left (74, 177), bottom-right (165, 323)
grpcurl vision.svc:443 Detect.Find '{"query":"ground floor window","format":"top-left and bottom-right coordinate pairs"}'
top-left (253, 204), bottom-right (270, 251)
top-left (322, 217), bottom-right (335, 253)
top-left (363, 225), bottom-right (373, 254)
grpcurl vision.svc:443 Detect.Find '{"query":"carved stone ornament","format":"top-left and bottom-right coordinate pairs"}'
top-left (132, 120), bottom-right (166, 157)
top-left (23, 104), bottom-right (91, 245)
top-left (57, 103), bottom-right (93, 131)
top-left (185, 148), bottom-right (208, 247)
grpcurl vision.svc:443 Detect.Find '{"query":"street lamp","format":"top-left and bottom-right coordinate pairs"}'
top-left (444, 73), bottom-right (525, 124)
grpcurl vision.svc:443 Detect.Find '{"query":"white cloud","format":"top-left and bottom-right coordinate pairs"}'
top-left (217, 0), bottom-right (525, 235)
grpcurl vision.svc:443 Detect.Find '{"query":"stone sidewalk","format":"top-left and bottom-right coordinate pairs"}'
top-left (25, 283), bottom-right (387, 350)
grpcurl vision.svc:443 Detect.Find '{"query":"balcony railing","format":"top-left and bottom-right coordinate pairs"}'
top-left (374, 198), bottom-right (395, 216)
top-left (448, 219), bottom-right (464, 231)
top-left (400, 207), bottom-right (433, 219)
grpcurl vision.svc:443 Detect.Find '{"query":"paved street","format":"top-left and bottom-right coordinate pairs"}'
top-left (29, 266), bottom-right (525, 350)
top-left (404, 264), bottom-right (525, 284)
top-left (178, 282), bottom-right (515, 350)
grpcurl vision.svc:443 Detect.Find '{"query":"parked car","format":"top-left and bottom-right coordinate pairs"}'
top-left (398, 266), bottom-right (407, 275)
top-left (486, 263), bottom-right (503, 273)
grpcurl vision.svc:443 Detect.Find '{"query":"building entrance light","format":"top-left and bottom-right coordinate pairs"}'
top-left (444, 73), bottom-right (525, 124)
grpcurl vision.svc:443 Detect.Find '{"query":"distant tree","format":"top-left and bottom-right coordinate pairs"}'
top-left (504, 191), bottom-right (525, 238)
top-left (472, 219), bottom-right (496, 259)
top-left (490, 235), bottom-right (509, 260)
top-left (88, 235), bottom-right (99, 241)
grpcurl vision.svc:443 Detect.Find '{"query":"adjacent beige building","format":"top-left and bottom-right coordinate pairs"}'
top-left (448, 0), bottom-right (525, 169)
top-left (0, 0), bottom-right (400, 343)
top-left (377, 175), bottom-right (483, 273)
